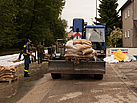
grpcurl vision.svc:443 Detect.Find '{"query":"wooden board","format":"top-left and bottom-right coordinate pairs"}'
top-left (0, 76), bottom-right (18, 84)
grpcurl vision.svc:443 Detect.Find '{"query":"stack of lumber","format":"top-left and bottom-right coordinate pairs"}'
top-left (64, 39), bottom-right (97, 61)
top-left (0, 66), bottom-right (18, 83)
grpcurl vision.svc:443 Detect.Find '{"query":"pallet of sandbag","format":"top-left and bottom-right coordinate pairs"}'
top-left (42, 58), bottom-right (49, 61)
top-left (0, 66), bottom-right (18, 84)
top-left (0, 66), bottom-right (17, 72)
top-left (65, 56), bottom-right (94, 62)
top-left (75, 56), bottom-right (94, 62)
top-left (0, 76), bottom-right (18, 84)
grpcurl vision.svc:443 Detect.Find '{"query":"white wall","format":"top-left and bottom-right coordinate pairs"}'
top-left (106, 48), bottom-right (137, 57)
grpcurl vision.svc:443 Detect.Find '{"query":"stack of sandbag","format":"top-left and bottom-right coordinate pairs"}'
top-left (0, 66), bottom-right (18, 82)
top-left (64, 39), bottom-right (97, 59)
top-left (43, 53), bottom-right (50, 60)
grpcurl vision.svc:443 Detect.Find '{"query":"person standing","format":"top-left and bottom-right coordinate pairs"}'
top-left (37, 42), bottom-right (43, 64)
top-left (51, 44), bottom-right (55, 54)
top-left (18, 50), bottom-right (23, 60)
top-left (42, 43), bottom-right (45, 59)
top-left (23, 39), bottom-right (34, 77)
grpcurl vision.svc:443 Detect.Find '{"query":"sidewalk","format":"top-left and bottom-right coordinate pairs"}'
top-left (109, 61), bottom-right (137, 96)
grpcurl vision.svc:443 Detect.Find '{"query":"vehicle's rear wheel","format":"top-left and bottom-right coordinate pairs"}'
top-left (51, 73), bottom-right (61, 79)
top-left (94, 74), bottom-right (103, 80)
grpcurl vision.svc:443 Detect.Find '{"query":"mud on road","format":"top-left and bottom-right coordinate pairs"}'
top-left (0, 62), bottom-right (48, 103)
top-left (15, 62), bottom-right (137, 103)
top-left (1, 62), bottom-right (137, 103)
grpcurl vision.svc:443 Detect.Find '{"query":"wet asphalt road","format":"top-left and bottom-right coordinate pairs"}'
top-left (1, 62), bottom-right (137, 103)
top-left (0, 62), bottom-right (48, 103)
top-left (39, 63), bottom-right (137, 103)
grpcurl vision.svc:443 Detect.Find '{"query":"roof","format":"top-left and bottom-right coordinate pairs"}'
top-left (68, 29), bottom-right (73, 34)
top-left (119, 0), bottom-right (132, 11)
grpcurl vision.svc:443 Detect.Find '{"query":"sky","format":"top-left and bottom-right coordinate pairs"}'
top-left (61, 0), bottom-right (127, 32)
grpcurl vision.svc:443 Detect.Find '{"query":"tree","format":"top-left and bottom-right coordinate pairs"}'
top-left (0, 0), bottom-right (18, 48)
top-left (95, 0), bottom-right (121, 32)
top-left (108, 26), bottom-right (123, 47)
top-left (0, 0), bottom-right (67, 49)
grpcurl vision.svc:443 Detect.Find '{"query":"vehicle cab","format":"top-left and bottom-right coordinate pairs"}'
top-left (84, 25), bottom-right (106, 58)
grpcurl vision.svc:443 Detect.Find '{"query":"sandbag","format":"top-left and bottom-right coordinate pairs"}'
top-left (74, 44), bottom-right (92, 51)
top-left (82, 48), bottom-right (93, 55)
top-left (65, 51), bottom-right (83, 56)
top-left (94, 51), bottom-right (98, 56)
top-left (73, 39), bottom-right (82, 45)
top-left (65, 39), bottom-right (98, 60)
top-left (81, 39), bottom-right (92, 45)
top-left (65, 40), bottom-right (77, 50)
top-left (65, 48), bottom-right (78, 53)
top-left (64, 54), bottom-right (79, 57)
top-left (73, 39), bottom-right (92, 46)
top-left (84, 54), bottom-right (94, 58)
top-left (74, 44), bottom-right (82, 50)
top-left (90, 49), bottom-right (98, 56)
top-left (0, 65), bottom-right (18, 82)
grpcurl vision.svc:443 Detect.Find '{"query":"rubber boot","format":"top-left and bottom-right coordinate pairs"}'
top-left (24, 73), bottom-right (30, 77)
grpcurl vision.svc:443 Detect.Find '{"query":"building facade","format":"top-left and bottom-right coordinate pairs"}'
top-left (120, 0), bottom-right (137, 47)
top-left (66, 30), bottom-right (73, 40)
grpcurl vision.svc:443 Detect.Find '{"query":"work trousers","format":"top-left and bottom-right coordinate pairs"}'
top-left (24, 56), bottom-right (30, 74)
top-left (38, 53), bottom-right (43, 64)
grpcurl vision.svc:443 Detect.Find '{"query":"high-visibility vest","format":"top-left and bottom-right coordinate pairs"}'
top-left (23, 44), bottom-right (28, 56)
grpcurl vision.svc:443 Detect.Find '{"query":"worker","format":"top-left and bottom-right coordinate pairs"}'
top-left (31, 44), bottom-right (36, 62)
top-left (51, 44), bottom-right (55, 54)
top-left (37, 42), bottom-right (43, 64)
top-left (23, 39), bottom-right (34, 77)
top-left (42, 43), bottom-right (45, 59)
top-left (56, 41), bottom-right (58, 53)
top-left (42, 43), bottom-right (45, 53)
top-left (59, 42), bottom-right (62, 48)
top-left (18, 50), bottom-right (23, 60)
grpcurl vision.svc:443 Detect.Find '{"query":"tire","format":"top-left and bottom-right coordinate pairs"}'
top-left (94, 74), bottom-right (103, 80)
top-left (51, 73), bottom-right (61, 79)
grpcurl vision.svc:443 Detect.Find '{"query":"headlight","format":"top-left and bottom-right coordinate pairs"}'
top-left (100, 50), bottom-right (104, 54)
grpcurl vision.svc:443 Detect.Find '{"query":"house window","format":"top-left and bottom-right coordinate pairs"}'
top-left (125, 31), bottom-right (127, 38)
top-left (128, 30), bottom-right (130, 38)
top-left (125, 11), bottom-right (127, 19)
top-left (128, 8), bottom-right (130, 17)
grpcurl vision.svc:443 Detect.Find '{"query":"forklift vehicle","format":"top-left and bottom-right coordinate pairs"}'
top-left (48, 18), bottom-right (106, 80)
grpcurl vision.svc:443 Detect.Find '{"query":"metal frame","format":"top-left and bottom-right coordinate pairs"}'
top-left (48, 60), bottom-right (105, 74)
